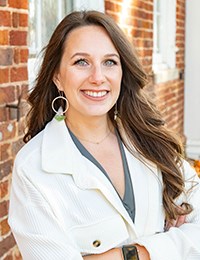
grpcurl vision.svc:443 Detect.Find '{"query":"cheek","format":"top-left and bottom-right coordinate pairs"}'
top-left (60, 73), bottom-right (75, 92)
top-left (114, 68), bottom-right (122, 83)
top-left (115, 74), bottom-right (122, 89)
top-left (66, 70), bottom-right (88, 85)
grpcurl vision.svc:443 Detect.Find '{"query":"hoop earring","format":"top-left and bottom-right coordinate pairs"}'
top-left (51, 95), bottom-right (69, 121)
top-left (114, 103), bottom-right (118, 121)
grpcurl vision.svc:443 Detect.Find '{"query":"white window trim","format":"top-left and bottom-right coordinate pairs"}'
top-left (185, 139), bottom-right (200, 160)
top-left (153, 0), bottom-right (179, 83)
top-left (73, 0), bottom-right (104, 12)
top-left (153, 68), bottom-right (179, 84)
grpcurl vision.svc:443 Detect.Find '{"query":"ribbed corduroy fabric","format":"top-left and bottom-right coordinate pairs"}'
top-left (8, 118), bottom-right (200, 260)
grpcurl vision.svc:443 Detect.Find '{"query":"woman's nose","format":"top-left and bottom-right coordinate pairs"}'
top-left (89, 65), bottom-right (106, 85)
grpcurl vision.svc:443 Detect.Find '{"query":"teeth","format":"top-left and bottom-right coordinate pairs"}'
top-left (84, 90), bottom-right (107, 97)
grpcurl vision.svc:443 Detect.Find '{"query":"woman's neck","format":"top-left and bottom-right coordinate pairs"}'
top-left (65, 115), bottom-right (113, 144)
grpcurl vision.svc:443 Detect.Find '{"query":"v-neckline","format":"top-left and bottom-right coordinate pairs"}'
top-left (68, 127), bottom-right (136, 222)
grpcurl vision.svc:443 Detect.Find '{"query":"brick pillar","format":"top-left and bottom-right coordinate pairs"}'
top-left (0, 0), bottom-right (28, 259)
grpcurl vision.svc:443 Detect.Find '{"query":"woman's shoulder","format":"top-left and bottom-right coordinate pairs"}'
top-left (14, 129), bottom-right (44, 169)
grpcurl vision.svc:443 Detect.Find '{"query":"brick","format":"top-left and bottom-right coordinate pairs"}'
top-left (107, 1), bottom-right (122, 12)
top-left (0, 218), bottom-right (10, 236)
top-left (176, 28), bottom-right (185, 35)
top-left (131, 9), bottom-right (148, 19)
top-left (12, 138), bottom-right (24, 156)
top-left (138, 49), bottom-right (153, 57)
top-left (0, 200), bottom-right (9, 218)
top-left (0, 159), bottom-right (13, 181)
top-left (16, 99), bottom-right (29, 122)
top-left (143, 39), bottom-right (153, 48)
top-left (144, 31), bottom-right (153, 38)
top-left (132, 28), bottom-right (144, 38)
top-left (10, 66), bottom-right (28, 82)
top-left (0, 68), bottom-right (9, 84)
top-left (19, 13), bottom-right (28, 27)
top-left (144, 2), bottom-right (153, 11)
top-left (13, 250), bottom-right (22, 260)
top-left (0, 0), bottom-right (6, 7)
top-left (12, 12), bottom-right (28, 28)
top-left (4, 247), bottom-right (22, 260)
top-left (21, 84), bottom-right (29, 98)
top-left (20, 48), bottom-right (28, 63)
top-left (9, 31), bottom-right (27, 46)
top-left (8, 0), bottom-right (28, 9)
top-left (0, 233), bottom-right (16, 258)
top-left (135, 0), bottom-right (145, 9)
top-left (0, 180), bottom-right (9, 199)
top-left (7, 100), bottom-right (28, 121)
top-left (12, 12), bottom-right (19, 28)
top-left (14, 48), bottom-right (20, 64)
top-left (105, 12), bottom-right (119, 24)
top-left (0, 107), bottom-right (9, 122)
top-left (0, 122), bottom-right (17, 142)
top-left (0, 30), bottom-right (9, 45)
top-left (105, 1), bottom-right (114, 11)
top-left (0, 11), bottom-right (11, 26)
top-left (0, 85), bottom-right (16, 104)
top-left (0, 143), bottom-right (11, 161)
top-left (133, 19), bottom-right (153, 30)
top-left (3, 254), bottom-right (13, 260)
top-left (0, 48), bottom-right (13, 66)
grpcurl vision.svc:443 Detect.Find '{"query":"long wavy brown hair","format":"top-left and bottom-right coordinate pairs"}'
top-left (24, 10), bottom-right (192, 221)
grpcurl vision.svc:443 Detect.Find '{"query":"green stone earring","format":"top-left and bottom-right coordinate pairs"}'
top-left (51, 95), bottom-right (69, 121)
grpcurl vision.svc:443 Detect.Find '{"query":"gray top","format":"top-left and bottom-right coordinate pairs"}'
top-left (68, 128), bottom-right (136, 223)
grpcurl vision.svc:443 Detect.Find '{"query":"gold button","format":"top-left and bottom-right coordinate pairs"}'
top-left (93, 240), bottom-right (101, 247)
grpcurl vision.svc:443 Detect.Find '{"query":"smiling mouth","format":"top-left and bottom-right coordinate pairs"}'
top-left (82, 90), bottom-right (108, 98)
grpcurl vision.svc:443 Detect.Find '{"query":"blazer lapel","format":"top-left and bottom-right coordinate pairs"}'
top-left (41, 119), bottom-right (139, 237)
top-left (126, 147), bottom-right (163, 236)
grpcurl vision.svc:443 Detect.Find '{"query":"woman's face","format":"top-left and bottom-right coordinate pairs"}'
top-left (53, 25), bottom-right (122, 121)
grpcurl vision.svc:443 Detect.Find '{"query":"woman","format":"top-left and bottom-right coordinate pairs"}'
top-left (8, 10), bottom-right (200, 260)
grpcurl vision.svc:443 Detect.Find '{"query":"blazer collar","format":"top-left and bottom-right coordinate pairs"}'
top-left (42, 118), bottom-right (79, 174)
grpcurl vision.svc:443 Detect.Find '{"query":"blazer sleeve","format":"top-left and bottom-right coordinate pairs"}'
top-left (134, 160), bottom-right (200, 260)
top-left (8, 161), bottom-right (83, 260)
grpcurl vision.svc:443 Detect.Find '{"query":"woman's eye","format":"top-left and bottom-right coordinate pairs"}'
top-left (74, 59), bottom-right (88, 66)
top-left (104, 60), bottom-right (117, 66)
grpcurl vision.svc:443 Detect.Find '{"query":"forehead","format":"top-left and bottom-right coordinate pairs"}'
top-left (63, 25), bottom-right (118, 54)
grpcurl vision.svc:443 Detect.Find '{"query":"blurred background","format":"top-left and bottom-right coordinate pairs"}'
top-left (0, 0), bottom-right (200, 259)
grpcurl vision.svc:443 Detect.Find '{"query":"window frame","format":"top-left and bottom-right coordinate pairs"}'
top-left (153, 0), bottom-right (177, 77)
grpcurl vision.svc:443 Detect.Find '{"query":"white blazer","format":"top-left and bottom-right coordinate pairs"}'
top-left (8, 118), bottom-right (200, 260)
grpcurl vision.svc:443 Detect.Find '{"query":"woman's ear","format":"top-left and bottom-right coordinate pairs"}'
top-left (53, 73), bottom-right (63, 91)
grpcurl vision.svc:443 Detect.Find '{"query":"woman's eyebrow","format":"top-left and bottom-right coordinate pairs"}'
top-left (70, 52), bottom-right (90, 59)
top-left (70, 52), bottom-right (120, 59)
top-left (104, 53), bottom-right (120, 59)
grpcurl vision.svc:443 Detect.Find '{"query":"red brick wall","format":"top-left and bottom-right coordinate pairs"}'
top-left (0, 0), bottom-right (28, 259)
top-left (105, 0), bottom-right (186, 135)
